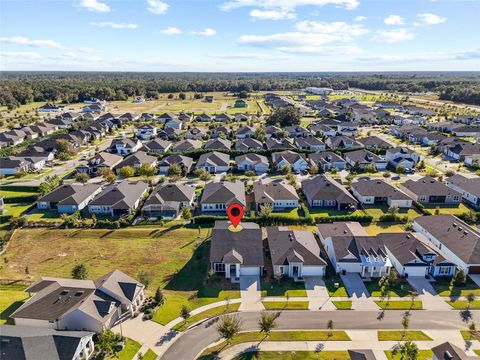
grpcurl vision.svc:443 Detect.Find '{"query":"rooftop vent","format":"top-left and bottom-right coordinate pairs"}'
top-left (74, 291), bottom-right (84, 296)
top-left (444, 351), bottom-right (453, 360)
top-left (453, 223), bottom-right (457, 227)
top-left (60, 290), bottom-right (69, 296)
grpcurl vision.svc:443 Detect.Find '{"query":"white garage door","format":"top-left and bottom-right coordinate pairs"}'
top-left (240, 266), bottom-right (260, 276)
top-left (302, 266), bottom-right (325, 276)
top-left (404, 266), bottom-right (427, 277)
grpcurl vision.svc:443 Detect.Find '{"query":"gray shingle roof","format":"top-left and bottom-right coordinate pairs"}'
top-left (351, 179), bottom-right (411, 200)
top-left (401, 176), bottom-right (461, 197)
top-left (38, 184), bottom-right (101, 206)
top-left (89, 181), bottom-right (148, 210)
top-left (200, 181), bottom-right (246, 206)
top-left (302, 175), bottom-right (358, 204)
top-left (253, 182), bottom-right (299, 203)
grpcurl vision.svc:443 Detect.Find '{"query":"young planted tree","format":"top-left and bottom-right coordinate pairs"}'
top-left (72, 263), bottom-right (88, 280)
top-left (138, 163), bottom-right (157, 180)
top-left (155, 287), bottom-right (164, 306)
top-left (401, 312), bottom-right (410, 338)
top-left (75, 172), bottom-right (90, 184)
top-left (96, 329), bottom-right (121, 357)
top-left (138, 270), bottom-right (152, 288)
top-left (259, 204), bottom-right (273, 218)
top-left (454, 269), bottom-right (467, 287)
top-left (181, 206), bottom-right (192, 220)
top-left (258, 311), bottom-right (278, 338)
top-left (119, 166), bottom-right (135, 178)
top-left (180, 305), bottom-right (190, 324)
top-left (326, 320), bottom-right (334, 338)
top-left (409, 291), bottom-right (419, 310)
top-left (469, 321), bottom-right (478, 340)
top-left (466, 292), bottom-right (476, 309)
top-left (216, 314), bottom-right (243, 345)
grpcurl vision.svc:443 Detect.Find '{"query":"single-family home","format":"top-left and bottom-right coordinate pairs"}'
top-left (165, 119), bottom-right (183, 130)
top-left (235, 153), bottom-right (269, 174)
top-left (294, 137), bottom-right (326, 151)
top-left (142, 139), bottom-right (172, 154)
top-left (112, 138), bottom-right (142, 155)
top-left (210, 221), bottom-right (264, 281)
top-left (385, 147), bottom-right (420, 170)
top-left (115, 151), bottom-right (157, 174)
top-left (172, 139), bottom-right (202, 153)
top-left (234, 113), bottom-right (249, 122)
top-left (302, 175), bottom-right (358, 211)
top-left (118, 113), bottom-right (140, 122)
top-left (141, 183), bottom-right (195, 219)
top-left (285, 125), bottom-right (310, 138)
top-left (271, 151), bottom-right (308, 173)
top-left (200, 180), bottom-right (246, 213)
top-left (446, 143), bottom-right (480, 161)
top-left (317, 221), bottom-right (369, 247)
top-left (357, 136), bottom-right (392, 150)
top-left (253, 182), bottom-right (299, 212)
top-left (157, 113), bottom-right (177, 123)
top-left (11, 270), bottom-right (145, 332)
top-left (0, 157), bottom-right (30, 175)
top-left (267, 227), bottom-right (327, 279)
top-left (309, 124), bottom-right (337, 138)
top-left (235, 138), bottom-right (264, 151)
top-left (195, 113), bottom-right (213, 122)
top-left (38, 103), bottom-right (60, 112)
top-left (136, 125), bottom-right (157, 140)
top-left (308, 152), bottom-right (346, 171)
top-left (214, 113), bottom-right (233, 122)
top-left (344, 150), bottom-right (388, 171)
top-left (77, 152), bottom-right (123, 176)
top-left (400, 176), bottom-right (462, 205)
top-left (186, 127), bottom-right (207, 140)
top-left (432, 342), bottom-right (475, 360)
top-left (236, 126), bottom-right (255, 139)
top-left (158, 155), bottom-right (193, 174)
top-left (37, 184), bottom-right (102, 214)
top-left (88, 181), bottom-right (149, 216)
top-left (266, 138), bottom-right (296, 150)
top-left (326, 136), bottom-right (363, 151)
top-left (446, 174), bottom-right (480, 208)
top-left (203, 138), bottom-right (232, 151)
top-left (196, 151), bottom-right (230, 173)
top-left (413, 215), bottom-right (480, 274)
top-left (264, 125), bottom-right (283, 138)
top-left (211, 126), bottom-right (232, 138)
top-left (351, 179), bottom-right (412, 208)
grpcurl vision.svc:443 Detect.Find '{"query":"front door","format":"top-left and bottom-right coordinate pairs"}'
top-left (230, 264), bottom-right (237, 278)
top-left (292, 266), bottom-right (299, 277)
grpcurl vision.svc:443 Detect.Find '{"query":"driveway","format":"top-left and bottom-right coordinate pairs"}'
top-left (469, 275), bottom-right (480, 287)
top-left (341, 273), bottom-right (370, 298)
top-left (407, 277), bottom-right (451, 310)
top-left (239, 276), bottom-right (264, 311)
top-left (304, 276), bottom-right (333, 310)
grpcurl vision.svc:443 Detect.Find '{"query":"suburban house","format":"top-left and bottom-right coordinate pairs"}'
top-left (115, 151), bottom-right (157, 174)
top-left (157, 127), bottom-right (181, 141)
top-left (172, 139), bottom-right (202, 152)
top-left (413, 215), bottom-right (480, 274)
top-left (77, 152), bottom-right (123, 175)
top-left (267, 227), bottom-right (327, 278)
top-left (302, 175), bottom-right (358, 210)
top-left (165, 119), bottom-right (183, 130)
top-left (400, 176), bottom-right (462, 205)
top-left (264, 125), bottom-right (282, 138)
top-left (465, 154), bottom-right (480, 167)
top-left (37, 184), bottom-right (102, 214)
top-left (88, 181), bottom-right (149, 216)
top-left (446, 143), bottom-right (480, 161)
top-left (382, 232), bottom-right (456, 278)
top-left (200, 180), bottom-right (246, 213)
top-left (0, 325), bottom-right (95, 360)
top-left (235, 138), bottom-right (264, 151)
top-left (350, 179), bottom-right (412, 208)
top-left (186, 127), bottom-right (207, 140)
top-left (141, 183), bottom-right (195, 219)
top-left (142, 139), bottom-right (172, 154)
top-left (357, 136), bottom-right (392, 150)
top-left (211, 126), bottom-right (232, 138)
top-left (210, 221), bottom-right (264, 281)
top-left (235, 126), bottom-right (255, 139)
top-left (452, 125), bottom-right (480, 138)
top-left (309, 124), bottom-right (337, 138)
top-left (215, 113), bottom-right (233, 122)
top-left (112, 138), bottom-right (142, 155)
top-left (235, 153), bottom-right (269, 174)
top-left (234, 99), bottom-right (248, 108)
top-left (385, 147), bottom-right (420, 170)
top-left (432, 342), bottom-right (476, 360)
top-left (11, 270), bottom-right (145, 332)
top-left (38, 103), bottom-right (60, 112)
top-left (118, 113), bottom-right (140, 122)
top-left (344, 149), bottom-right (388, 171)
top-left (158, 154), bottom-right (193, 174)
top-left (308, 152), bottom-right (346, 171)
top-left (234, 113), bottom-right (249, 122)
top-left (271, 151), bottom-right (308, 173)
top-left (266, 138), bottom-right (296, 150)
top-left (294, 137), bottom-right (326, 151)
top-left (203, 138), bottom-right (232, 151)
top-left (326, 136), bottom-right (363, 150)
top-left (252, 181), bottom-right (299, 212)
top-left (195, 113), bottom-right (213, 122)
top-left (317, 221), bottom-right (368, 247)
top-left (157, 112), bottom-right (177, 123)
top-left (0, 157), bottom-right (30, 175)
top-left (285, 125), bottom-right (311, 138)
top-left (446, 174), bottom-right (480, 208)
top-left (136, 125), bottom-right (157, 140)
top-left (196, 151), bottom-right (230, 173)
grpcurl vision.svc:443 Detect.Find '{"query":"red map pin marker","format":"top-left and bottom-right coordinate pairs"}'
top-left (227, 203), bottom-right (244, 228)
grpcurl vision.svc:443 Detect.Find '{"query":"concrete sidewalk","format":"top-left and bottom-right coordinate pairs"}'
top-left (239, 276), bottom-right (265, 311)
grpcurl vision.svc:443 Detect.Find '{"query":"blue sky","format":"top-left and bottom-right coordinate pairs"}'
top-left (1, 0), bottom-right (479, 71)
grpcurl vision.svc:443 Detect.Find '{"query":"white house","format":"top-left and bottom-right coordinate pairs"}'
top-left (235, 153), bottom-right (269, 174)
top-left (271, 151), bottom-right (308, 173)
top-left (136, 125), bottom-right (157, 140)
top-left (446, 174), bottom-right (480, 209)
top-left (253, 182), bottom-right (299, 212)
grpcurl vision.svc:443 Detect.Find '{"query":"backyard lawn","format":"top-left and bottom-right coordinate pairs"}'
top-left (0, 283), bottom-right (29, 324)
top-left (433, 277), bottom-right (480, 297)
top-left (363, 223), bottom-right (405, 236)
top-left (362, 205), bottom-right (421, 221)
top-left (423, 203), bottom-right (473, 216)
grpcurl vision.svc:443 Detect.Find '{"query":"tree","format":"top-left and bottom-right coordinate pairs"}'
top-left (96, 329), bottom-right (121, 357)
top-left (396, 165), bottom-right (406, 174)
top-left (281, 165), bottom-right (291, 175)
top-left (364, 165), bottom-right (376, 173)
top-left (401, 313), bottom-right (410, 338)
top-left (216, 314), bottom-right (242, 345)
top-left (138, 270), bottom-right (152, 288)
top-left (454, 269), bottom-right (467, 287)
top-left (258, 311), bottom-right (277, 338)
top-left (194, 168), bottom-right (211, 182)
top-left (155, 287), bottom-right (165, 305)
top-left (388, 205), bottom-right (399, 215)
top-left (466, 292), bottom-right (476, 309)
top-left (266, 107), bottom-right (301, 127)
top-left (465, 210), bottom-right (478, 224)
top-left (56, 139), bottom-right (75, 160)
top-left (180, 305), bottom-right (190, 323)
top-left (309, 165), bottom-right (319, 175)
top-left (105, 173), bottom-right (117, 184)
top-left (397, 341), bottom-right (418, 360)
top-left (179, 93), bottom-right (187, 100)
top-left (259, 204), bottom-right (273, 218)
top-left (75, 172), bottom-right (90, 183)
top-left (119, 166), bottom-right (135, 178)
top-left (409, 291), bottom-right (418, 309)
top-left (181, 206), bottom-right (192, 220)
top-left (326, 320), bottom-right (334, 337)
top-left (138, 163), bottom-right (157, 179)
top-left (167, 164), bottom-right (182, 177)
top-left (72, 263), bottom-right (88, 280)
top-left (469, 321), bottom-right (478, 340)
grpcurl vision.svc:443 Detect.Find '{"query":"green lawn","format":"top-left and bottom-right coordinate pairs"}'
top-left (364, 279), bottom-right (414, 297)
top-left (0, 283), bottom-right (29, 324)
top-left (385, 350), bottom-right (432, 360)
top-left (474, 350), bottom-right (480, 356)
top-left (262, 301), bottom-right (309, 310)
top-left (325, 278), bottom-right (348, 297)
top-left (113, 339), bottom-right (141, 360)
top-left (433, 277), bottom-right (480, 297)
top-left (2, 203), bottom-right (33, 217)
top-left (273, 208), bottom-right (300, 219)
top-left (378, 331), bottom-right (432, 341)
top-left (362, 205), bottom-right (421, 221)
top-left (24, 209), bottom-right (63, 222)
top-left (232, 351), bottom-right (350, 360)
top-left (200, 331), bottom-right (351, 359)
top-left (310, 208), bottom-right (362, 219)
top-left (141, 349), bottom-right (157, 360)
top-left (172, 303), bottom-right (240, 331)
top-left (375, 301), bottom-right (423, 310)
top-left (332, 301), bottom-right (352, 310)
top-left (363, 223), bottom-right (405, 236)
top-left (461, 330), bottom-right (480, 341)
top-left (423, 203), bottom-right (472, 216)
top-left (447, 300), bottom-right (480, 309)
top-left (261, 278), bottom-right (307, 297)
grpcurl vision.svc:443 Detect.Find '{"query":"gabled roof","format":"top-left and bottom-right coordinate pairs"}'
top-left (302, 175), bottom-right (358, 204)
top-left (253, 182), bottom-right (299, 203)
top-left (317, 221), bottom-right (368, 239)
top-left (351, 179), bottom-right (410, 200)
top-left (344, 149), bottom-right (385, 164)
top-left (38, 184), bottom-right (101, 206)
top-left (89, 181), bottom-right (148, 209)
top-left (172, 139), bottom-right (202, 152)
top-left (234, 138), bottom-right (263, 150)
top-left (447, 174), bottom-right (480, 197)
top-left (308, 151), bottom-right (345, 165)
top-left (115, 151), bottom-right (157, 169)
top-left (158, 154), bottom-right (193, 168)
top-left (401, 176), bottom-right (461, 197)
top-left (357, 136), bottom-right (391, 148)
top-left (234, 153), bottom-right (268, 166)
top-left (143, 183), bottom-right (195, 206)
top-left (197, 151), bottom-right (230, 167)
top-left (201, 181), bottom-right (246, 206)
top-left (94, 269), bottom-right (144, 304)
top-left (89, 152), bottom-right (123, 168)
top-left (431, 342), bottom-right (473, 360)
top-left (271, 151), bottom-right (307, 166)
top-left (203, 138), bottom-right (232, 150)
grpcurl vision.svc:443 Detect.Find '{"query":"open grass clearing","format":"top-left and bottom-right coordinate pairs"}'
top-left (262, 301), bottom-right (309, 310)
top-left (375, 300), bottom-right (422, 310)
top-left (231, 351), bottom-right (350, 360)
top-left (172, 303), bottom-right (240, 332)
top-left (378, 331), bottom-right (432, 341)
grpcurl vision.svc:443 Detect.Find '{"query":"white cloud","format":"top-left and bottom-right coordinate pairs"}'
top-left (373, 28), bottom-right (415, 43)
top-left (211, 52), bottom-right (296, 61)
top-left (418, 13), bottom-right (446, 25)
top-left (146, 0), bottom-right (169, 14)
top-left (384, 15), bottom-right (405, 25)
top-left (0, 51), bottom-right (41, 60)
top-left (354, 16), bottom-right (367, 22)
top-left (161, 27), bottom-right (182, 35)
top-left (90, 22), bottom-right (139, 29)
top-left (0, 36), bottom-right (64, 49)
top-left (193, 28), bottom-right (217, 36)
top-left (78, 0), bottom-right (110, 13)
top-left (358, 48), bottom-right (480, 63)
top-left (295, 21), bottom-right (369, 37)
top-left (79, 47), bottom-right (96, 53)
top-left (249, 9), bottom-right (296, 20)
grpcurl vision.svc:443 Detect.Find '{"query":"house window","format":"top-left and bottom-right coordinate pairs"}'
top-left (214, 263), bottom-right (225, 272)
top-left (453, 196), bottom-right (460, 201)
top-left (419, 195), bottom-right (427, 202)
top-left (438, 266), bottom-right (451, 275)
top-left (279, 266), bottom-right (284, 274)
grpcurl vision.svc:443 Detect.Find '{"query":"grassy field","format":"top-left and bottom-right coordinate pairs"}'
top-left (232, 351), bottom-right (350, 360)
top-left (0, 283), bottom-right (29, 324)
top-left (433, 277), bottom-right (480, 297)
top-left (375, 300), bottom-right (423, 310)
top-left (364, 279), bottom-right (414, 297)
top-left (172, 303), bottom-right (241, 332)
top-left (332, 301), bottom-right (352, 310)
top-left (362, 206), bottom-right (421, 221)
top-left (384, 350), bottom-right (432, 360)
top-left (141, 349), bottom-right (157, 360)
top-left (325, 278), bottom-right (349, 297)
top-left (262, 301), bottom-right (309, 310)
top-left (447, 300), bottom-right (480, 309)
top-left (112, 339), bottom-right (141, 360)
top-left (261, 278), bottom-right (307, 297)
top-left (363, 223), bottom-right (405, 236)
top-left (423, 203), bottom-right (472, 216)
top-left (378, 331), bottom-right (432, 341)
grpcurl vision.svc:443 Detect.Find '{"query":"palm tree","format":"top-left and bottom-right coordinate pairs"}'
top-left (258, 311), bottom-right (278, 338)
top-left (327, 320), bottom-right (334, 338)
top-left (466, 292), bottom-right (476, 309)
top-left (397, 340), bottom-right (418, 360)
top-left (217, 314), bottom-right (243, 345)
